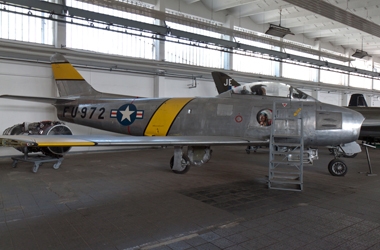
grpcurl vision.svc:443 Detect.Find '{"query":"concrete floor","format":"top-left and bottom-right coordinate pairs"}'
top-left (1, 146), bottom-right (380, 250)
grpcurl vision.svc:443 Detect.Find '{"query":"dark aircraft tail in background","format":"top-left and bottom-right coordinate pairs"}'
top-left (348, 93), bottom-right (368, 107)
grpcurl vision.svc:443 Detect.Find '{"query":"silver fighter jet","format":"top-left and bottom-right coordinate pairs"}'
top-left (0, 54), bottom-right (364, 176)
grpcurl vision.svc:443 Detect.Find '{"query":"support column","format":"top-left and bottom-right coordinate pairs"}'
top-left (273, 41), bottom-right (283, 77)
top-left (313, 40), bottom-right (321, 83)
top-left (341, 48), bottom-right (352, 106)
top-left (311, 40), bottom-right (320, 103)
top-left (154, 76), bottom-right (166, 97)
top-left (370, 57), bottom-right (375, 107)
top-left (154, 0), bottom-right (166, 61)
top-left (53, 0), bottom-right (66, 48)
top-left (311, 90), bottom-right (319, 100)
top-left (222, 15), bottom-right (234, 70)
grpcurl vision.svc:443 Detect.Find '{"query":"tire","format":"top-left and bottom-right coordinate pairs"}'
top-left (328, 159), bottom-right (347, 176)
top-left (170, 155), bottom-right (190, 174)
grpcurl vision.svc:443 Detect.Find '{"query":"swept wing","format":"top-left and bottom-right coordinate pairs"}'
top-left (0, 134), bottom-right (268, 148)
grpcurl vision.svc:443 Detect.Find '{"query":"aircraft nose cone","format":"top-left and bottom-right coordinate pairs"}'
top-left (349, 108), bottom-right (365, 140)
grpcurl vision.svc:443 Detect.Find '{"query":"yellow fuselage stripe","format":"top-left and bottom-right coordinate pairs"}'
top-left (144, 98), bottom-right (193, 136)
top-left (51, 63), bottom-right (84, 80)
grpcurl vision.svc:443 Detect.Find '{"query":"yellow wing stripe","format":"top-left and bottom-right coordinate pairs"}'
top-left (37, 142), bottom-right (96, 147)
top-left (144, 98), bottom-right (193, 136)
top-left (51, 63), bottom-right (84, 80)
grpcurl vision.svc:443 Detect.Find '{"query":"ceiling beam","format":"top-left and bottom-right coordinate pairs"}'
top-left (213, 0), bottom-right (261, 12)
top-left (283, 0), bottom-right (380, 39)
top-left (183, 0), bottom-right (200, 4)
top-left (230, 1), bottom-right (290, 18)
top-left (292, 23), bottom-right (347, 34)
top-left (306, 29), bottom-right (362, 39)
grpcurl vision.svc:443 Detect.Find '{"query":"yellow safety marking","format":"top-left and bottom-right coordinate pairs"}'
top-left (144, 98), bottom-right (193, 136)
top-left (293, 108), bottom-right (302, 117)
top-left (37, 142), bottom-right (95, 147)
top-left (51, 63), bottom-right (84, 80)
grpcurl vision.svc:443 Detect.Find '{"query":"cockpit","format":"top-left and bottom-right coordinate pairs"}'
top-left (218, 81), bottom-right (316, 101)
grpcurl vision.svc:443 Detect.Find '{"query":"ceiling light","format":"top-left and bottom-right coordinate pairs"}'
top-left (352, 37), bottom-right (371, 59)
top-left (265, 9), bottom-right (294, 38)
top-left (352, 49), bottom-right (371, 59)
top-left (265, 24), bottom-right (294, 38)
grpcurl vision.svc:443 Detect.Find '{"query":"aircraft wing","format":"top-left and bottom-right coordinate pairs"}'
top-left (0, 134), bottom-right (268, 148)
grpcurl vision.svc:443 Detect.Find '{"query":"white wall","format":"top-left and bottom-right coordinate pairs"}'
top-left (315, 92), bottom-right (342, 106)
top-left (80, 69), bottom-right (155, 97)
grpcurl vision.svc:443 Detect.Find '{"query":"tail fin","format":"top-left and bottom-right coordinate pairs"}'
top-left (50, 53), bottom-right (102, 97)
top-left (348, 94), bottom-right (368, 107)
top-left (211, 72), bottom-right (240, 94)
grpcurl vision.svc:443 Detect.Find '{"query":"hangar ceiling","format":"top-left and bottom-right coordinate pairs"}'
top-left (184, 0), bottom-right (380, 58)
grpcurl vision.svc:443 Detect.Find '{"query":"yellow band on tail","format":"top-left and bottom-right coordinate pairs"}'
top-left (51, 63), bottom-right (84, 80)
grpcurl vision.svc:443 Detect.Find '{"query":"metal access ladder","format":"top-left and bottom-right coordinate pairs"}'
top-left (268, 102), bottom-right (304, 191)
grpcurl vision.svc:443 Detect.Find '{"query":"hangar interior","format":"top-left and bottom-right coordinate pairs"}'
top-left (2, 0), bottom-right (380, 249)
top-left (1, 0), bottom-right (380, 156)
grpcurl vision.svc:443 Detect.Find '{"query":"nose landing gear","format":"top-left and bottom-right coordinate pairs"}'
top-left (328, 159), bottom-right (347, 176)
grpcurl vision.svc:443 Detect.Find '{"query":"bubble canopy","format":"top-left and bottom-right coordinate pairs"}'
top-left (220, 82), bottom-right (316, 101)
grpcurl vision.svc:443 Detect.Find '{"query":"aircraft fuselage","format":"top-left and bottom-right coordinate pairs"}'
top-left (55, 94), bottom-right (362, 147)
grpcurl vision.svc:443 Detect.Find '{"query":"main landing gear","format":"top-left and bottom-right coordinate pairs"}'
top-left (170, 155), bottom-right (190, 174)
top-left (170, 146), bottom-right (212, 174)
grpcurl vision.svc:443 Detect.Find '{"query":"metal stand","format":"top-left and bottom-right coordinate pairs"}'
top-left (268, 102), bottom-right (304, 191)
top-left (359, 143), bottom-right (377, 176)
top-left (11, 151), bottom-right (63, 173)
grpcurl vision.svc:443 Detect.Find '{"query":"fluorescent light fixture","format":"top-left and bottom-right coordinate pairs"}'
top-left (265, 24), bottom-right (294, 38)
top-left (352, 49), bottom-right (371, 59)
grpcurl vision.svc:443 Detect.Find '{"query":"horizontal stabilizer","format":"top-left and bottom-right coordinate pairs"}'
top-left (0, 95), bottom-right (75, 104)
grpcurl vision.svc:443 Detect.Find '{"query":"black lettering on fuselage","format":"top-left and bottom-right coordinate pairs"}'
top-left (71, 107), bottom-right (78, 118)
top-left (63, 106), bottom-right (70, 117)
top-left (63, 106), bottom-right (105, 119)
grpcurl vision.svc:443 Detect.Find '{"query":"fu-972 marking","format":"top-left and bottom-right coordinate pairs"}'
top-left (63, 106), bottom-right (105, 119)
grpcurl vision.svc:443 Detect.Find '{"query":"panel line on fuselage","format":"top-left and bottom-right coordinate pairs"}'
top-left (144, 98), bottom-right (194, 136)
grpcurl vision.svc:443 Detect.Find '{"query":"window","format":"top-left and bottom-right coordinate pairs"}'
top-left (320, 57), bottom-right (347, 85)
top-left (165, 21), bottom-right (224, 68)
top-left (232, 36), bottom-right (274, 76)
top-left (65, 0), bottom-right (155, 59)
top-left (350, 58), bottom-right (373, 89)
top-left (282, 49), bottom-right (318, 81)
top-left (0, 3), bottom-right (53, 44)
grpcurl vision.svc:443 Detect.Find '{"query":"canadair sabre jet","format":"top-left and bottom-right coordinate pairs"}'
top-left (0, 54), bottom-right (364, 176)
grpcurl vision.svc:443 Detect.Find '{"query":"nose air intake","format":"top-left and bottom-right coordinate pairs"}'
top-left (346, 108), bottom-right (365, 142)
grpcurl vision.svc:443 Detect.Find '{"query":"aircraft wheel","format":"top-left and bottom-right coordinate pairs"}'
top-left (170, 155), bottom-right (190, 174)
top-left (343, 153), bottom-right (358, 158)
top-left (328, 159), bottom-right (347, 176)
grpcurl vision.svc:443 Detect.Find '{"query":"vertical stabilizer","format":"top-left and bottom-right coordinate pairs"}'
top-left (50, 53), bottom-right (101, 97)
top-left (211, 72), bottom-right (240, 94)
top-left (348, 94), bottom-right (368, 107)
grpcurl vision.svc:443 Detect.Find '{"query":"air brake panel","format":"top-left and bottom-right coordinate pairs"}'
top-left (316, 112), bottom-right (342, 130)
